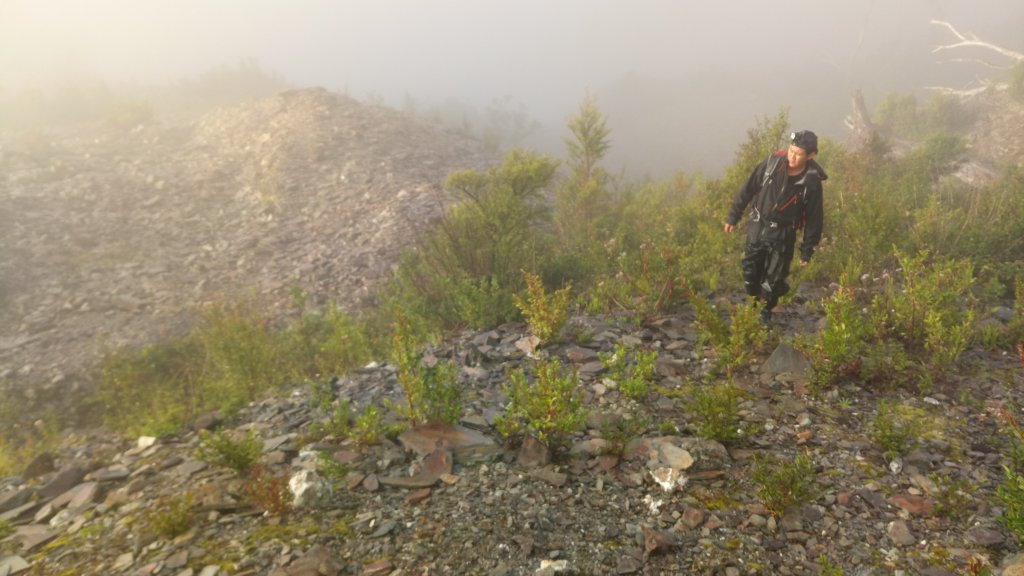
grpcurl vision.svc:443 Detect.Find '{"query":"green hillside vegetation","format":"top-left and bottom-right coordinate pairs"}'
top-left (3, 92), bottom-right (1024, 542)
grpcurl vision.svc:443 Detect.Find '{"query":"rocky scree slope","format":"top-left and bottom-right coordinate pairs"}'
top-left (2, 294), bottom-right (1024, 575)
top-left (0, 87), bottom-right (496, 406)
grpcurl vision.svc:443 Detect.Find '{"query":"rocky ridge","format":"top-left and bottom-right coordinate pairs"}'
top-left (2, 295), bottom-right (1024, 575)
top-left (0, 87), bottom-right (495, 406)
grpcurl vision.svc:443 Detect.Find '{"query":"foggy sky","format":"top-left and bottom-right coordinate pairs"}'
top-left (3, 0), bottom-right (1023, 176)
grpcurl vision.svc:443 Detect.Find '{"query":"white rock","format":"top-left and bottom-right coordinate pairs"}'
top-left (289, 469), bottom-right (329, 509)
top-left (650, 466), bottom-right (689, 493)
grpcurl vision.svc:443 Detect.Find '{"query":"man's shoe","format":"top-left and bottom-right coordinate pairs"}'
top-left (759, 308), bottom-right (773, 326)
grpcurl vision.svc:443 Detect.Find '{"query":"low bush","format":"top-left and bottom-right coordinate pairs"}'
top-left (496, 357), bottom-right (587, 451)
top-left (307, 399), bottom-right (353, 441)
top-left (1000, 407), bottom-right (1024, 544)
top-left (145, 493), bottom-right (194, 540)
top-left (796, 278), bottom-right (872, 389)
top-left (586, 239), bottom-right (690, 323)
top-left (598, 414), bottom-right (650, 457)
top-left (599, 342), bottom-right (658, 401)
top-left (196, 429), bottom-right (263, 476)
top-left (868, 400), bottom-right (936, 460)
top-left (242, 464), bottom-right (292, 517)
top-left (286, 303), bottom-right (372, 381)
top-left (514, 270), bottom-right (573, 345)
top-left (751, 454), bottom-right (817, 517)
top-left (98, 298), bottom-right (374, 437)
top-left (687, 382), bottom-right (757, 444)
top-left (692, 294), bottom-right (770, 374)
top-left (354, 404), bottom-right (388, 445)
top-left (389, 312), bottom-right (463, 426)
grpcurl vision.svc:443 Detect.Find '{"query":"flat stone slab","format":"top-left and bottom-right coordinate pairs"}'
top-left (761, 342), bottom-right (811, 377)
top-left (0, 555), bottom-right (30, 576)
top-left (397, 424), bottom-right (499, 462)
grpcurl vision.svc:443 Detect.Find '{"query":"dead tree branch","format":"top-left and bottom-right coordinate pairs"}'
top-left (930, 19), bottom-right (1024, 63)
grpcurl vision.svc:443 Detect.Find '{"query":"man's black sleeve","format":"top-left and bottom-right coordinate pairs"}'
top-left (799, 181), bottom-right (824, 261)
top-left (726, 161), bottom-right (765, 226)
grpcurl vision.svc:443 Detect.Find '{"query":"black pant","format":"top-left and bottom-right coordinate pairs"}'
top-left (742, 223), bottom-right (796, 310)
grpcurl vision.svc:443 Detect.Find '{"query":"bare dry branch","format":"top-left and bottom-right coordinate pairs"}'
top-left (924, 84), bottom-right (994, 98)
top-left (930, 19), bottom-right (1024, 62)
top-left (938, 57), bottom-right (1016, 70)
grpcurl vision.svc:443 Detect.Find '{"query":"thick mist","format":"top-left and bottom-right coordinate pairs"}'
top-left (2, 0), bottom-right (1022, 176)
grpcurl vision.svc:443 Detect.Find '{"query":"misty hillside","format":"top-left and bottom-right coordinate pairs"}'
top-left (2, 62), bottom-right (1024, 574)
top-left (0, 87), bottom-right (496, 404)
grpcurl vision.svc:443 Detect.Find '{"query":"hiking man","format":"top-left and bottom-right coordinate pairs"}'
top-left (723, 130), bottom-right (826, 325)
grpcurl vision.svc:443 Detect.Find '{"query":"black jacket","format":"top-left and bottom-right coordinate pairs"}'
top-left (726, 151), bottom-right (826, 262)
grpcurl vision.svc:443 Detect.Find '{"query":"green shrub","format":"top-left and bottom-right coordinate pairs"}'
top-left (868, 400), bottom-right (935, 460)
top-left (389, 313), bottom-right (463, 425)
top-left (97, 296), bottom-right (375, 437)
top-left (0, 519), bottom-right (13, 541)
top-left (195, 300), bottom-right (292, 413)
top-left (385, 149), bottom-right (559, 329)
top-left (598, 414), bottom-right (650, 457)
top-left (242, 464), bottom-right (292, 517)
top-left (308, 399), bottom-right (353, 441)
top-left (0, 395), bottom-right (60, 479)
top-left (287, 303), bottom-right (372, 381)
top-left (751, 454), bottom-right (816, 517)
top-left (97, 338), bottom-right (202, 436)
top-left (451, 273), bottom-right (519, 330)
top-left (869, 250), bottom-right (975, 379)
top-left (586, 239), bottom-right (690, 322)
top-left (692, 295), bottom-right (769, 374)
top-left (556, 95), bottom-right (612, 249)
top-left (514, 270), bottom-right (572, 345)
top-left (196, 429), bottom-right (263, 475)
top-left (145, 493), bottom-right (194, 540)
top-left (999, 466), bottom-right (1024, 544)
top-left (354, 405), bottom-right (386, 445)
top-left (496, 357), bottom-right (587, 451)
top-left (687, 382), bottom-right (757, 444)
top-left (599, 342), bottom-right (658, 401)
top-left (1008, 276), bottom-right (1024, 346)
top-left (817, 555), bottom-right (844, 576)
top-left (873, 93), bottom-right (969, 140)
top-left (797, 279), bottom-right (872, 389)
top-left (1000, 406), bottom-right (1024, 544)
top-left (929, 472), bottom-right (975, 519)
top-left (317, 451), bottom-right (350, 483)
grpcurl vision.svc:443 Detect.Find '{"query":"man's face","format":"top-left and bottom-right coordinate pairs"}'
top-left (787, 145), bottom-right (815, 171)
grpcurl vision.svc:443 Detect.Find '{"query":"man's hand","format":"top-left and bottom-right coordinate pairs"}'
top-left (799, 259), bottom-right (809, 267)
top-left (724, 223), bottom-right (734, 233)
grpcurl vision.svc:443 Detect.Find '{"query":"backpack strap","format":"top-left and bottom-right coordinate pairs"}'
top-left (761, 151), bottom-right (785, 189)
